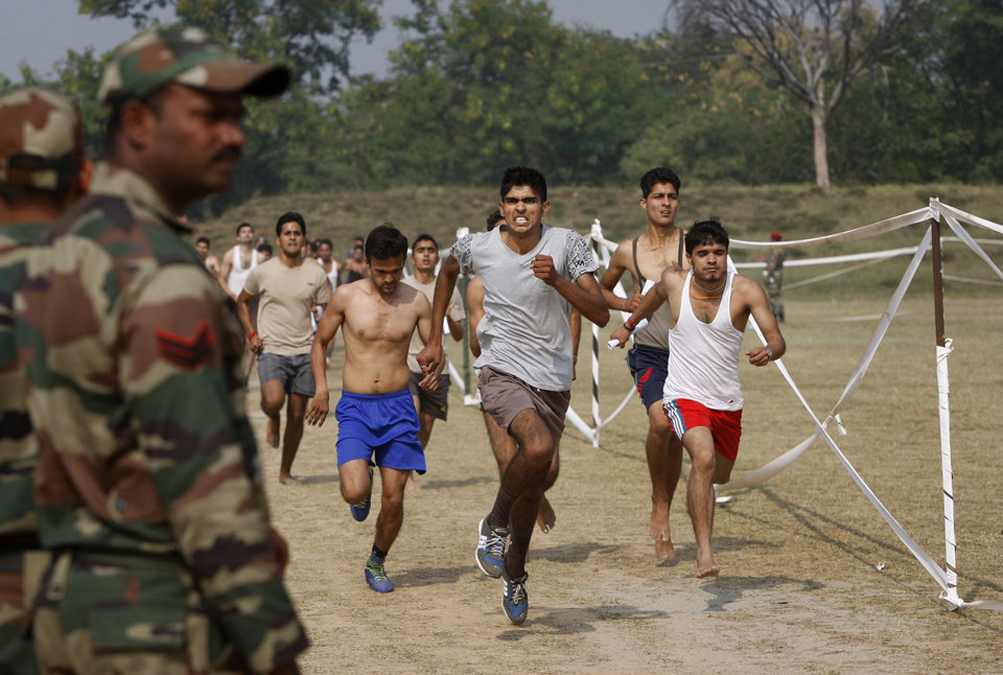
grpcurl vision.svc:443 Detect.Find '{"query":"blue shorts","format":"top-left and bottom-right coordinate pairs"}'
top-left (627, 344), bottom-right (670, 411)
top-left (335, 389), bottom-right (426, 474)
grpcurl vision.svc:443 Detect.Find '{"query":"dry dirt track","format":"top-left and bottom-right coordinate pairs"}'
top-left (251, 298), bottom-right (1003, 674)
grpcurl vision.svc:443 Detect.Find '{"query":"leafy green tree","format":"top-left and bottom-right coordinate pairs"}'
top-left (620, 41), bottom-right (812, 186)
top-left (341, 0), bottom-right (649, 187)
top-left (674, 0), bottom-right (922, 187)
top-left (79, 0), bottom-right (381, 93)
top-left (930, 0), bottom-right (1003, 182)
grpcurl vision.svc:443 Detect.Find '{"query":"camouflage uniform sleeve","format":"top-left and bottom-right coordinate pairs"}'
top-left (117, 263), bottom-right (307, 672)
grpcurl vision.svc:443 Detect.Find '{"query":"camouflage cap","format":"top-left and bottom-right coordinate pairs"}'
top-left (0, 87), bottom-right (84, 190)
top-left (98, 27), bottom-right (292, 107)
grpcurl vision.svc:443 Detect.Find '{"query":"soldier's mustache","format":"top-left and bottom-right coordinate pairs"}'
top-left (213, 148), bottom-right (242, 163)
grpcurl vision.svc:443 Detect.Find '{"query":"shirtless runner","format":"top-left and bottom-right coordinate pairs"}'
top-left (600, 167), bottom-right (689, 560)
top-left (610, 220), bottom-right (786, 578)
top-left (306, 224), bottom-right (441, 593)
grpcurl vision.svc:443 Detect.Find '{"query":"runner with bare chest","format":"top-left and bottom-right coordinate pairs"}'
top-left (306, 224), bottom-right (440, 594)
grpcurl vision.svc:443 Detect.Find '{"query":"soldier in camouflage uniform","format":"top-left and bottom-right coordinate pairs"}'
top-left (0, 88), bottom-right (90, 675)
top-left (765, 231), bottom-right (787, 323)
top-left (15, 29), bottom-right (307, 674)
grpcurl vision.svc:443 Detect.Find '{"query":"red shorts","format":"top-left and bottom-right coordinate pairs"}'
top-left (663, 398), bottom-right (743, 462)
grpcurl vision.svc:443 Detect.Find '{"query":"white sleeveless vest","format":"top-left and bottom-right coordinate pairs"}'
top-left (663, 270), bottom-right (744, 411)
top-left (226, 245), bottom-right (259, 296)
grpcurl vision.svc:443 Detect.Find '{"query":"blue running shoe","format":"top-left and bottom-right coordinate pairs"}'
top-left (476, 516), bottom-right (509, 578)
top-left (365, 558), bottom-right (394, 593)
top-left (502, 571), bottom-right (529, 625)
top-left (350, 464), bottom-right (374, 522)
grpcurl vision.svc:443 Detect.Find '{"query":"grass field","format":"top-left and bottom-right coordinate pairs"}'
top-left (201, 183), bottom-right (1003, 671)
top-left (196, 183), bottom-right (1003, 299)
top-left (252, 268), bottom-right (1002, 672)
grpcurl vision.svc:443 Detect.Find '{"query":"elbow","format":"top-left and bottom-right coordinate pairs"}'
top-left (592, 307), bottom-right (610, 328)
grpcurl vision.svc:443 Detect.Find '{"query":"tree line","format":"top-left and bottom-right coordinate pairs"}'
top-left (2, 0), bottom-right (999, 215)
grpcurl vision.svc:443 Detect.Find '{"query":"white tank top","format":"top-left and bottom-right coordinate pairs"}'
top-left (663, 270), bottom-right (744, 411)
top-left (227, 245), bottom-right (259, 296)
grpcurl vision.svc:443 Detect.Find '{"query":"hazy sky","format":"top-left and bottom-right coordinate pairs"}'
top-left (0, 0), bottom-right (672, 81)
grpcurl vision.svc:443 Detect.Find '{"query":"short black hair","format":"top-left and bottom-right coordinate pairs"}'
top-left (486, 210), bottom-right (505, 230)
top-left (685, 220), bottom-right (729, 255)
top-left (500, 166), bottom-right (547, 203)
top-left (640, 167), bottom-right (681, 199)
top-left (236, 222), bottom-right (253, 236)
top-left (412, 233), bottom-right (438, 251)
top-left (366, 222), bottom-right (408, 261)
top-left (257, 242), bottom-right (273, 255)
top-left (275, 211), bottom-right (306, 237)
top-left (196, 236), bottom-right (210, 246)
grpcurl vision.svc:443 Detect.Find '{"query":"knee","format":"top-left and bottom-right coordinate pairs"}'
top-left (522, 438), bottom-right (555, 467)
top-left (649, 416), bottom-right (679, 445)
top-left (713, 465), bottom-right (733, 485)
top-left (261, 396), bottom-right (284, 416)
top-left (341, 481), bottom-right (369, 504)
top-left (688, 451), bottom-right (716, 476)
top-left (380, 490), bottom-right (404, 516)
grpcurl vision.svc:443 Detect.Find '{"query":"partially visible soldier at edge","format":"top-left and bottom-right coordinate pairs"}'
top-left (0, 88), bottom-right (90, 675)
top-left (765, 230), bottom-right (787, 322)
top-left (14, 28), bottom-right (307, 674)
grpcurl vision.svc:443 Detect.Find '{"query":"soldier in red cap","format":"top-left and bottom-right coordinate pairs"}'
top-left (765, 231), bottom-right (787, 322)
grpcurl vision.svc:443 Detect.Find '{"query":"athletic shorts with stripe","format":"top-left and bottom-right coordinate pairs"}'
top-left (663, 398), bottom-right (743, 462)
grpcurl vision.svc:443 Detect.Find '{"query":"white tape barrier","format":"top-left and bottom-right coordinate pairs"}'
top-left (727, 226), bottom-right (1003, 610)
top-left (725, 202), bottom-right (1000, 494)
top-left (730, 207), bottom-right (933, 250)
top-left (934, 199), bottom-right (1003, 237)
top-left (734, 246), bottom-right (921, 269)
top-left (936, 340), bottom-right (960, 605)
top-left (941, 213), bottom-right (1003, 282)
top-left (721, 227), bottom-right (933, 493)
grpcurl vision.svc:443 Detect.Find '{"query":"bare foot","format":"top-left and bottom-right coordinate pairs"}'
top-left (279, 473), bottom-right (303, 486)
top-left (654, 534), bottom-right (676, 561)
top-left (649, 503), bottom-right (674, 560)
top-left (696, 552), bottom-right (720, 578)
top-left (536, 496), bottom-right (556, 534)
top-left (266, 417), bottom-right (280, 448)
top-left (405, 474), bottom-right (421, 491)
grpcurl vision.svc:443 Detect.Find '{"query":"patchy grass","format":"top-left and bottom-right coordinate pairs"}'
top-left (192, 183), bottom-right (1002, 305)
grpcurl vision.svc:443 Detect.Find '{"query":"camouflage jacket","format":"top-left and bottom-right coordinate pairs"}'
top-left (16, 163), bottom-right (307, 671)
top-left (766, 247), bottom-right (787, 279)
top-left (0, 222), bottom-right (51, 543)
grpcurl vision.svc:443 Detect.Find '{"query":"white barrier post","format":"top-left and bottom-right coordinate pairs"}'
top-left (929, 209), bottom-right (960, 609)
top-left (589, 232), bottom-right (602, 447)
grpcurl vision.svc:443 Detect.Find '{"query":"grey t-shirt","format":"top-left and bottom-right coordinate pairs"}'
top-left (451, 225), bottom-right (598, 391)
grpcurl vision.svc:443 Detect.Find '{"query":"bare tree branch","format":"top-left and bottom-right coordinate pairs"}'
top-left (674, 0), bottom-right (919, 185)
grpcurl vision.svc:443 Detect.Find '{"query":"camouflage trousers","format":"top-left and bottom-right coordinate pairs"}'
top-left (0, 549), bottom-right (47, 675)
top-left (33, 551), bottom-right (246, 675)
top-left (766, 274), bottom-right (784, 322)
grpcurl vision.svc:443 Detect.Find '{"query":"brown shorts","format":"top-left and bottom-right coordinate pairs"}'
top-left (408, 371), bottom-right (450, 421)
top-left (478, 366), bottom-right (570, 444)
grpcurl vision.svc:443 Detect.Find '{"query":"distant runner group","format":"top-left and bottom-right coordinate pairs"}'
top-left (0, 24), bottom-right (786, 675)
